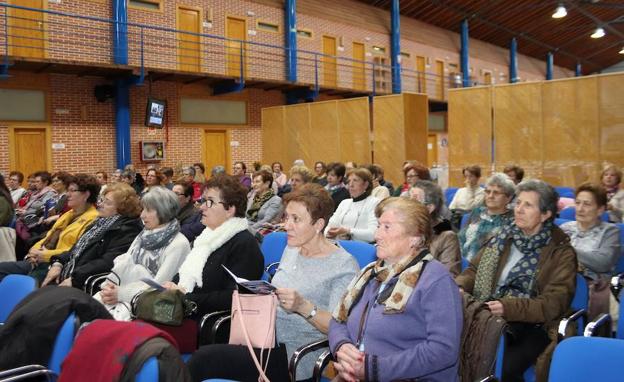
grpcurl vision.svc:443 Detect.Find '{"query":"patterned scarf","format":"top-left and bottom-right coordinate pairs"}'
top-left (459, 207), bottom-right (514, 261)
top-left (131, 219), bottom-right (180, 276)
top-left (472, 221), bottom-right (553, 302)
top-left (246, 189), bottom-right (275, 222)
top-left (61, 215), bottom-right (121, 280)
top-left (333, 249), bottom-right (434, 322)
top-left (325, 183), bottom-right (345, 195)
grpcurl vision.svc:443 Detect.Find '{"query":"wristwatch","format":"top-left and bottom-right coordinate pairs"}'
top-left (304, 305), bottom-right (318, 320)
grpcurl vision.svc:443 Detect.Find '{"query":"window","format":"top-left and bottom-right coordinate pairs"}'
top-left (296, 29), bottom-right (313, 39)
top-left (180, 99), bottom-right (247, 125)
top-left (257, 21), bottom-right (279, 33)
top-left (372, 45), bottom-right (386, 55)
top-left (128, 0), bottom-right (162, 11)
top-left (0, 89), bottom-right (46, 121)
top-left (400, 51), bottom-right (411, 58)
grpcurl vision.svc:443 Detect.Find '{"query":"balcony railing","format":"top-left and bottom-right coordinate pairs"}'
top-left (0, 2), bottom-right (461, 99)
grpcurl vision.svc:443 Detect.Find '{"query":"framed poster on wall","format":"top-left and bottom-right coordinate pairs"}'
top-left (140, 141), bottom-right (165, 161)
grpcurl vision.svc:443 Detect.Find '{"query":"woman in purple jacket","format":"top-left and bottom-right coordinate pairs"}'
top-left (329, 197), bottom-right (463, 382)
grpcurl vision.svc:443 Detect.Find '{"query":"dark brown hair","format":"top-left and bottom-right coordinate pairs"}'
top-left (403, 164), bottom-right (431, 181)
top-left (253, 170), bottom-right (273, 188)
top-left (72, 174), bottom-right (101, 204)
top-left (283, 183), bottom-right (334, 228)
top-left (204, 175), bottom-right (248, 217)
top-left (347, 167), bottom-right (374, 193)
top-left (463, 165), bottom-right (482, 179)
top-left (576, 182), bottom-right (608, 208)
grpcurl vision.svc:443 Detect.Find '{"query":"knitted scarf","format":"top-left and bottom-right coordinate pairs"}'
top-left (333, 249), bottom-right (433, 322)
top-left (472, 221), bottom-right (553, 302)
top-left (130, 219), bottom-right (180, 276)
top-left (177, 217), bottom-right (249, 293)
top-left (246, 189), bottom-right (275, 222)
top-left (61, 215), bottom-right (121, 280)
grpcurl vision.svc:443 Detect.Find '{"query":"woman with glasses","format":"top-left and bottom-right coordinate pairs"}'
top-left (41, 182), bottom-right (142, 290)
top-left (140, 168), bottom-right (164, 197)
top-left (164, 175), bottom-right (264, 318)
top-left (325, 168), bottom-right (380, 243)
top-left (0, 174), bottom-right (100, 282)
top-left (392, 163), bottom-right (431, 197)
top-left (458, 173), bottom-right (515, 261)
top-left (7, 171), bottom-right (26, 205)
top-left (95, 186), bottom-right (190, 320)
top-left (456, 180), bottom-right (577, 382)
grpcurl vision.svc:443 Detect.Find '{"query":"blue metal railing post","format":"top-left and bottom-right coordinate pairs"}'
top-left (460, 19), bottom-right (470, 87)
top-left (575, 62), bottom-right (582, 77)
top-left (390, 0), bottom-right (401, 94)
top-left (546, 52), bottom-right (553, 80)
top-left (509, 38), bottom-right (518, 84)
top-left (1, 9), bottom-right (9, 77)
top-left (285, 0), bottom-right (297, 82)
top-left (114, 79), bottom-right (131, 169)
top-left (112, 0), bottom-right (128, 64)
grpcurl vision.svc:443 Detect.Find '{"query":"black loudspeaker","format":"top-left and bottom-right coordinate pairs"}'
top-left (94, 85), bottom-right (115, 102)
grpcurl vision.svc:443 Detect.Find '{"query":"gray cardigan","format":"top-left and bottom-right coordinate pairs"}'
top-left (561, 221), bottom-right (620, 280)
top-left (246, 194), bottom-right (282, 235)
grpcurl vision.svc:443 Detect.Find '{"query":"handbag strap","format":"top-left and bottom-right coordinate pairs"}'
top-left (233, 291), bottom-right (275, 382)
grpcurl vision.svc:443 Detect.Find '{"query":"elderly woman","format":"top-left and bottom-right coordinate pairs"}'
top-left (393, 163), bottom-right (431, 197)
top-left (95, 186), bottom-right (190, 321)
top-left (313, 161), bottom-right (328, 186)
top-left (410, 180), bottom-right (461, 275)
top-left (272, 162), bottom-right (288, 190)
top-left (15, 171), bottom-right (57, 240)
top-left (41, 183), bottom-right (142, 289)
top-left (365, 164), bottom-right (391, 200)
top-left (193, 162), bottom-right (207, 184)
top-left (601, 164), bottom-right (624, 222)
top-left (449, 165), bottom-right (485, 212)
top-left (0, 174), bottom-right (14, 227)
top-left (233, 161), bottom-right (251, 189)
top-left (187, 184), bottom-right (359, 381)
top-left (325, 168), bottom-right (380, 243)
top-left (561, 183), bottom-right (620, 318)
top-left (247, 170), bottom-right (282, 235)
top-left (329, 197), bottom-right (463, 381)
top-left (456, 180), bottom-right (577, 382)
top-left (164, 175), bottom-right (264, 317)
top-left (30, 171), bottom-right (74, 234)
top-left (0, 174), bottom-right (100, 281)
top-left (325, 162), bottom-right (350, 212)
top-left (458, 172), bottom-right (515, 261)
top-left (8, 171), bottom-right (26, 204)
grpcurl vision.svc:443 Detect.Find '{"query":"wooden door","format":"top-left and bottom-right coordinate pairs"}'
top-left (12, 128), bottom-right (48, 176)
top-left (427, 134), bottom-right (438, 167)
top-left (484, 71), bottom-right (492, 85)
top-left (322, 36), bottom-right (337, 88)
top-left (416, 56), bottom-right (426, 93)
top-left (203, 130), bottom-right (229, 174)
top-left (177, 7), bottom-right (201, 72)
top-left (352, 42), bottom-right (365, 90)
top-left (9, 0), bottom-right (45, 58)
top-left (435, 60), bottom-right (445, 100)
top-left (226, 17), bottom-right (247, 78)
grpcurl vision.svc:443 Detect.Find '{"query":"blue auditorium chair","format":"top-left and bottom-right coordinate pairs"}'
top-left (548, 337), bottom-right (624, 382)
top-left (338, 239), bottom-right (376, 268)
top-left (554, 187), bottom-right (575, 199)
top-left (0, 274), bottom-right (36, 323)
top-left (559, 207), bottom-right (609, 222)
top-left (260, 231), bottom-right (287, 280)
top-left (444, 187), bottom-right (459, 207)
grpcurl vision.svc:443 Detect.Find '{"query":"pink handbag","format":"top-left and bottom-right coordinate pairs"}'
top-left (229, 290), bottom-right (277, 382)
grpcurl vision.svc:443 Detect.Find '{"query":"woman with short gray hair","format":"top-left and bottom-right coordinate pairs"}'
top-left (456, 179), bottom-right (576, 381)
top-left (94, 186), bottom-right (190, 320)
top-left (458, 173), bottom-right (515, 261)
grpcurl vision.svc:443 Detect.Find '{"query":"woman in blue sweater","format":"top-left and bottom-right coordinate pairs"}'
top-left (329, 197), bottom-right (463, 382)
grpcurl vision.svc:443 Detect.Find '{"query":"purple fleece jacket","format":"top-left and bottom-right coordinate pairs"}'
top-left (329, 260), bottom-right (463, 382)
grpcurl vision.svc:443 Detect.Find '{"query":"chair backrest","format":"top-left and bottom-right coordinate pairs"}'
top-left (461, 257), bottom-right (470, 272)
top-left (338, 240), bottom-right (376, 268)
top-left (572, 273), bottom-right (588, 312)
top-left (554, 187), bottom-right (575, 199)
top-left (549, 337), bottom-right (624, 382)
top-left (615, 223), bottom-right (624, 275)
top-left (559, 207), bottom-right (576, 220)
top-left (618, 296), bottom-right (624, 339)
top-left (554, 218), bottom-right (572, 227)
top-left (444, 187), bottom-right (459, 207)
top-left (135, 356), bottom-right (158, 382)
top-left (260, 231), bottom-right (287, 268)
top-left (48, 313), bottom-right (77, 374)
top-left (0, 274), bottom-right (36, 323)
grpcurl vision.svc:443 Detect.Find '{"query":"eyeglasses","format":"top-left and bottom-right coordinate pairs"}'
top-left (485, 189), bottom-right (504, 196)
top-left (9, 178), bottom-right (19, 182)
top-left (202, 198), bottom-right (226, 208)
top-left (173, 192), bottom-right (185, 197)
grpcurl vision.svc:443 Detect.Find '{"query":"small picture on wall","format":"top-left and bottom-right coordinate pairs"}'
top-left (140, 141), bottom-right (165, 161)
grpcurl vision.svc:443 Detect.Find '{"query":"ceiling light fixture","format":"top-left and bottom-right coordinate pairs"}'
top-left (591, 27), bottom-right (605, 39)
top-left (552, 4), bottom-right (567, 19)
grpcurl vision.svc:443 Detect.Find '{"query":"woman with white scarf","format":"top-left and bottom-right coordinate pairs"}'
top-left (96, 186), bottom-right (190, 320)
top-left (165, 175), bottom-right (264, 317)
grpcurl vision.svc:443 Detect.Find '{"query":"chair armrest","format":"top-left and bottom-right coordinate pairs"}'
top-left (477, 377), bottom-right (499, 382)
top-left (611, 273), bottom-right (623, 301)
top-left (210, 315), bottom-right (232, 344)
top-left (199, 310), bottom-right (229, 331)
top-left (557, 309), bottom-right (587, 341)
top-left (0, 365), bottom-right (55, 382)
top-left (313, 349), bottom-right (334, 382)
top-left (289, 339), bottom-right (329, 382)
top-left (198, 310), bottom-right (229, 345)
top-left (84, 272), bottom-right (110, 296)
top-left (264, 262), bottom-right (280, 281)
top-left (584, 313), bottom-right (612, 337)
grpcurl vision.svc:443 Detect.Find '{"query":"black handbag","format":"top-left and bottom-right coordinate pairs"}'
top-left (131, 288), bottom-right (197, 326)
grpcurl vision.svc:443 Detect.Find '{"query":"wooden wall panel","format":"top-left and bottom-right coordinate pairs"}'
top-left (284, 104), bottom-right (310, 166)
top-left (599, 73), bottom-right (624, 168)
top-left (493, 83), bottom-right (543, 180)
top-left (337, 97), bottom-right (371, 166)
top-left (448, 87), bottom-right (492, 187)
top-left (542, 77), bottom-right (599, 186)
top-left (403, 92), bottom-right (429, 167)
top-left (373, 94), bottom-right (406, 186)
top-left (261, 106), bottom-right (285, 164)
top-left (309, 101), bottom-right (341, 163)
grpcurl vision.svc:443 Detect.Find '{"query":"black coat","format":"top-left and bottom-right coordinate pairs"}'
top-left (330, 187), bottom-right (350, 212)
top-left (178, 230), bottom-right (264, 316)
top-left (51, 215), bottom-right (142, 289)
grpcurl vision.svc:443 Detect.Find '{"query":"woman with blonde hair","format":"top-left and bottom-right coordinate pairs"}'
top-left (601, 164), bottom-right (624, 222)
